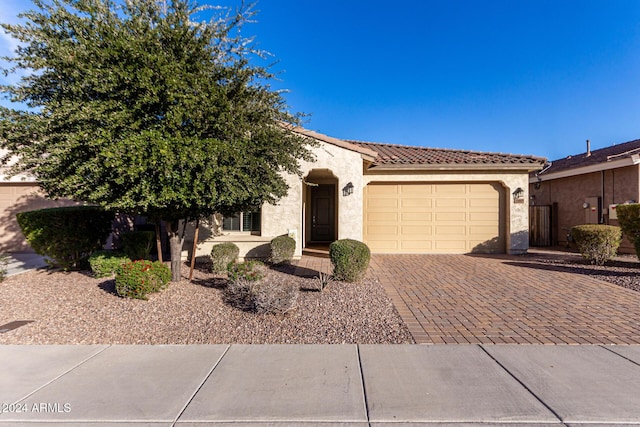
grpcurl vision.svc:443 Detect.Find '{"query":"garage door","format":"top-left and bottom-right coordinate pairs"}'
top-left (363, 183), bottom-right (505, 254)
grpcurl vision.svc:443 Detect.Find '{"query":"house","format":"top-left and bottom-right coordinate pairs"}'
top-left (188, 127), bottom-right (546, 259)
top-left (0, 152), bottom-right (78, 252)
top-left (0, 130), bottom-right (546, 257)
top-left (528, 138), bottom-right (640, 252)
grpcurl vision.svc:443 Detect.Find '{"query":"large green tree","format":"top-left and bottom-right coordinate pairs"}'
top-left (0, 0), bottom-right (313, 280)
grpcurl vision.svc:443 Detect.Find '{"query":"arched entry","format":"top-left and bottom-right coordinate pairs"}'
top-left (303, 169), bottom-right (338, 246)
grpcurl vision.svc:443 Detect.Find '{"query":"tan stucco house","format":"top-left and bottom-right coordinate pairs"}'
top-left (529, 138), bottom-right (640, 252)
top-left (1, 129), bottom-right (545, 256)
top-left (191, 128), bottom-right (546, 259)
top-left (0, 155), bottom-right (77, 252)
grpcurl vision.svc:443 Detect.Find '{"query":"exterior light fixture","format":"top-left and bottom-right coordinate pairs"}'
top-left (342, 182), bottom-right (354, 196)
top-left (512, 187), bottom-right (524, 203)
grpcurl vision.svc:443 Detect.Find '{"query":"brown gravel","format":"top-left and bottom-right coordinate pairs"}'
top-left (0, 263), bottom-right (414, 344)
top-left (524, 249), bottom-right (640, 292)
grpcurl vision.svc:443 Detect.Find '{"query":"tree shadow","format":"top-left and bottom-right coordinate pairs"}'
top-left (190, 276), bottom-right (228, 289)
top-left (0, 185), bottom-right (78, 252)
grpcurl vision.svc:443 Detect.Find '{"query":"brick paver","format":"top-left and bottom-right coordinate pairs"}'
top-left (369, 254), bottom-right (640, 344)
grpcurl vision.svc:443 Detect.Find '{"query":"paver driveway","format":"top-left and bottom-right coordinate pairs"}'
top-left (369, 254), bottom-right (640, 344)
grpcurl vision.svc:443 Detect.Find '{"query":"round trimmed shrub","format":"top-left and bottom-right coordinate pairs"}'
top-left (329, 239), bottom-right (371, 282)
top-left (270, 235), bottom-right (296, 264)
top-left (211, 242), bottom-right (240, 273)
top-left (88, 250), bottom-right (129, 278)
top-left (571, 224), bottom-right (622, 265)
top-left (115, 260), bottom-right (171, 300)
top-left (615, 203), bottom-right (640, 260)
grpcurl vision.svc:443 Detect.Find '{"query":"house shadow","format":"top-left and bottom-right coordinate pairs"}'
top-left (501, 260), bottom-right (637, 278)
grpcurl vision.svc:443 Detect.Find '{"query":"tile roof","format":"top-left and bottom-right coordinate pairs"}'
top-left (537, 139), bottom-right (640, 176)
top-left (350, 141), bottom-right (546, 169)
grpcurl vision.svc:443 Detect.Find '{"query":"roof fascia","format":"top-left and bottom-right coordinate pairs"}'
top-left (287, 126), bottom-right (379, 159)
top-left (368, 163), bottom-right (545, 172)
top-left (529, 155), bottom-right (640, 184)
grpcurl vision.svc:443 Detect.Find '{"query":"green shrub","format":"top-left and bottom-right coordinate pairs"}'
top-left (0, 254), bottom-right (8, 282)
top-left (270, 235), bottom-right (296, 264)
top-left (571, 224), bottom-right (622, 265)
top-left (88, 250), bottom-right (129, 278)
top-left (16, 206), bottom-right (114, 270)
top-left (211, 242), bottom-right (240, 273)
top-left (225, 276), bottom-right (298, 315)
top-left (227, 260), bottom-right (266, 283)
top-left (329, 239), bottom-right (371, 282)
top-left (615, 203), bottom-right (640, 260)
top-left (121, 230), bottom-right (155, 260)
top-left (115, 260), bottom-right (171, 300)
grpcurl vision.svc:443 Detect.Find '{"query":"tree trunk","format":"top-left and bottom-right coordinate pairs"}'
top-left (155, 222), bottom-right (163, 263)
top-left (167, 222), bottom-right (184, 282)
top-left (189, 219), bottom-right (200, 281)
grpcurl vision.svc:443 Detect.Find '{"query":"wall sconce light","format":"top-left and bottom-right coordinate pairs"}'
top-left (512, 187), bottom-right (524, 203)
top-left (342, 182), bottom-right (354, 196)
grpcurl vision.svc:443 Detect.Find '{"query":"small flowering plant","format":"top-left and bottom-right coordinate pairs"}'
top-left (115, 260), bottom-right (171, 300)
top-left (227, 261), bottom-right (266, 283)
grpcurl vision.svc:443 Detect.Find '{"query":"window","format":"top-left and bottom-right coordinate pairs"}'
top-left (222, 210), bottom-right (261, 233)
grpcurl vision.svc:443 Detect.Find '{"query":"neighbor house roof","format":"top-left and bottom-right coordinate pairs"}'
top-left (351, 141), bottom-right (546, 171)
top-left (532, 139), bottom-right (640, 182)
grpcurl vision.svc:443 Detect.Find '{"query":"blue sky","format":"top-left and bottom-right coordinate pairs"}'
top-left (1, 0), bottom-right (640, 161)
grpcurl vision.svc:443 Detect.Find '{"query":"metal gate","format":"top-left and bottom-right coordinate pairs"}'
top-left (529, 205), bottom-right (551, 246)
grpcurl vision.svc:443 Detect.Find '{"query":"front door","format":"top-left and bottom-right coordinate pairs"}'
top-left (311, 184), bottom-right (335, 242)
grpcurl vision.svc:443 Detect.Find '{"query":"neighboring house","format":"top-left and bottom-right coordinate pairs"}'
top-left (529, 139), bottom-right (640, 252)
top-left (189, 127), bottom-right (545, 259)
top-left (0, 150), bottom-right (78, 252)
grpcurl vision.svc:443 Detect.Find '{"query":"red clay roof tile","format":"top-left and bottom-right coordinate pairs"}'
top-left (350, 140), bottom-right (545, 167)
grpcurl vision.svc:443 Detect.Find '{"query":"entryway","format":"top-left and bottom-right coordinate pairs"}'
top-left (303, 169), bottom-right (338, 247)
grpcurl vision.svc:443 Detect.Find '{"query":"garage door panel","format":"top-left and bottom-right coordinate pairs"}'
top-left (435, 198), bottom-right (466, 208)
top-left (401, 212), bottom-right (432, 222)
top-left (436, 212), bottom-right (465, 221)
top-left (367, 199), bottom-right (398, 209)
top-left (366, 225), bottom-right (398, 235)
top-left (436, 225), bottom-right (467, 235)
top-left (401, 198), bottom-right (432, 208)
top-left (401, 184), bottom-right (432, 194)
top-left (367, 212), bottom-right (398, 222)
top-left (367, 241), bottom-right (399, 251)
top-left (434, 240), bottom-right (467, 251)
top-left (435, 184), bottom-right (466, 194)
top-left (469, 198), bottom-right (499, 208)
top-left (401, 225), bottom-right (433, 236)
top-left (364, 182), bottom-right (505, 254)
top-left (367, 184), bottom-right (398, 195)
top-left (469, 212), bottom-right (498, 221)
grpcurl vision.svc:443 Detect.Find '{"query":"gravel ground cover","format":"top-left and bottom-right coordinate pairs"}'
top-left (523, 249), bottom-right (640, 292)
top-left (0, 263), bottom-right (414, 344)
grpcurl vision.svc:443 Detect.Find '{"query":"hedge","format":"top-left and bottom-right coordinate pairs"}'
top-left (17, 206), bottom-right (114, 270)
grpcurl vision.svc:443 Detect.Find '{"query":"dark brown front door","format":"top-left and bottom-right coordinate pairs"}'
top-left (311, 184), bottom-right (335, 242)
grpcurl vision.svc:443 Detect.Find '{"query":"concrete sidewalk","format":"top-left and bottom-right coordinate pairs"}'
top-left (1, 345), bottom-right (640, 425)
top-left (4, 253), bottom-right (48, 277)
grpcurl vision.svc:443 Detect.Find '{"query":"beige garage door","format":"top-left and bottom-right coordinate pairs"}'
top-left (363, 182), bottom-right (505, 254)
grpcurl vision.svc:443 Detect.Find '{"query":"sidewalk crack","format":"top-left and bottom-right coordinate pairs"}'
top-left (479, 345), bottom-right (564, 424)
